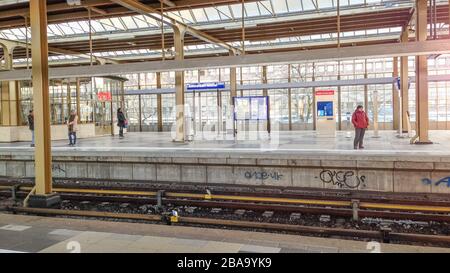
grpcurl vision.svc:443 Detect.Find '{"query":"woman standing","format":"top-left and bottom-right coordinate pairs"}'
top-left (67, 110), bottom-right (78, 146)
top-left (117, 108), bottom-right (126, 138)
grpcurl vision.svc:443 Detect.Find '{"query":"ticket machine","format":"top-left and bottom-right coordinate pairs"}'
top-left (315, 90), bottom-right (336, 137)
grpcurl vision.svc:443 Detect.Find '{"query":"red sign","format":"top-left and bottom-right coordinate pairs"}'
top-left (316, 90), bottom-right (335, 96)
top-left (97, 92), bottom-right (112, 102)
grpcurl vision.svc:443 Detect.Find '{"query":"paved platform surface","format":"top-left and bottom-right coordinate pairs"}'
top-left (0, 131), bottom-right (449, 156)
top-left (0, 213), bottom-right (449, 253)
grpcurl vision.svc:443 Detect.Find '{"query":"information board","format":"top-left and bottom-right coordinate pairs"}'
top-left (186, 82), bottom-right (225, 90)
top-left (317, 101), bottom-right (333, 117)
top-left (234, 96), bottom-right (269, 121)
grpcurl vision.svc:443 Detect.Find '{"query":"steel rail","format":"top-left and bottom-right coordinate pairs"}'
top-left (2, 185), bottom-right (450, 214)
top-left (7, 206), bottom-right (450, 246)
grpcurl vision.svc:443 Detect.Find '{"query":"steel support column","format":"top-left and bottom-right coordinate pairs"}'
top-left (67, 80), bottom-right (71, 114)
top-left (174, 23), bottom-right (186, 142)
top-left (288, 64), bottom-right (292, 131)
top-left (156, 72), bottom-right (163, 132)
top-left (262, 65), bottom-right (270, 133)
top-left (400, 28), bottom-right (410, 133)
top-left (30, 0), bottom-right (55, 201)
top-left (413, 0), bottom-right (431, 143)
top-left (364, 60), bottom-right (368, 119)
top-left (76, 78), bottom-right (81, 123)
top-left (337, 61), bottom-right (342, 131)
top-left (392, 57), bottom-right (400, 130)
top-left (312, 63), bottom-right (317, 130)
top-left (229, 51), bottom-right (237, 136)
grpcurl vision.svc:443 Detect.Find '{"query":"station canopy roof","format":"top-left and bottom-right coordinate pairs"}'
top-left (0, 0), bottom-right (449, 67)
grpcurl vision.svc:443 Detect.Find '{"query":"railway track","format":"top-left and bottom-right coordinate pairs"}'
top-left (6, 206), bottom-right (450, 248)
top-left (4, 189), bottom-right (450, 223)
top-left (2, 181), bottom-right (450, 248)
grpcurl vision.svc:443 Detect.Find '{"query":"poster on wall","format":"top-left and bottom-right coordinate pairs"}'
top-left (234, 96), bottom-right (269, 121)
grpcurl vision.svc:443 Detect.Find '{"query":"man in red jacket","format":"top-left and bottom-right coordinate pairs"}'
top-left (352, 105), bottom-right (369, 149)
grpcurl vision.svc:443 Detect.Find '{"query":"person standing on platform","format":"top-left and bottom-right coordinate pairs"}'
top-left (67, 110), bottom-right (78, 146)
top-left (352, 105), bottom-right (369, 150)
top-left (28, 110), bottom-right (34, 147)
top-left (117, 108), bottom-right (127, 138)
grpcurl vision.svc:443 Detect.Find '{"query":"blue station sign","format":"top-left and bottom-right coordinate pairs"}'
top-left (186, 82), bottom-right (226, 90)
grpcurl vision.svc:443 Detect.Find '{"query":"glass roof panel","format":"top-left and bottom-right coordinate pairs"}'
top-left (272, 0), bottom-right (289, 13)
top-left (216, 6), bottom-right (233, 19)
top-left (66, 22), bottom-right (85, 34)
top-left (244, 2), bottom-right (261, 17)
top-left (109, 18), bottom-right (126, 30)
top-left (286, 0), bottom-right (302, 12)
top-left (349, 0), bottom-right (364, 5)
top-left (229, 4), bottom-right (243, 19)
top-left (143, 16), bottom-right (160, 27)
top-left (76, 21), bottom-right (90, 32)
top-left (0, 0), bottom-right (424, 64)
top-left (48, 25), bottom-right (63, 36)
top-left (204, 7), bottom-right (221, 21)
top-left (302, 0), bottom-right (317, 11)
top-left (319, 0), bottom-right (334, 9)
top-left (133, 15), bottom-right (151, 28)
top-left (168, 11), bottom-right (184, 23)
top-left (121, 16), bottom-right (138, 29)
top-left (192, 8), bottom-right (209, 22)
top-left (259, 1), bottom-right (274, 15)
top-left (90, 21), bottom-right (106, 32)
top-left (179, 10), bottom-right (195, 23)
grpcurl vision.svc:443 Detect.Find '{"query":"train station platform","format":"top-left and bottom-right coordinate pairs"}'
top-left (0, 131), bottom-right (450, 194)
top-left (1, 130), bottom-right (450, 153)
top-left (0, 213), bottom-right (448, 253)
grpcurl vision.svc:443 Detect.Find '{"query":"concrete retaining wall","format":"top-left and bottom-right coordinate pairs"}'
top-left (1, 149), bottom-right (450, 194)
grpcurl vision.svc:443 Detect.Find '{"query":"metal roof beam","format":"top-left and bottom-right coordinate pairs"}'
top-left (0, 38), bottom-right (119, 64)
top-left (1, 39), bottom-right (450, 81)
top-left (110, 0), bottom-right (243, 55)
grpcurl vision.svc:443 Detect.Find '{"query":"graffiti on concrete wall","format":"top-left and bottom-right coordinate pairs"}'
top-left (245, 171), bottom-right (283, 181)
top-left (52, 164), bottom-right (66, 174)
top-left (317, 170), bottom-right (366, 189)
top-left (422, 177), bottom-right (450, 187)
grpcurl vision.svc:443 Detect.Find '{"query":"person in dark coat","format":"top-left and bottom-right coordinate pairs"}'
top-left (117, 108), bottom-right (126, 138)
top-left (28, 110), bottom-right (34, 147)
top-left (352, 105), bottom-right (369, 150)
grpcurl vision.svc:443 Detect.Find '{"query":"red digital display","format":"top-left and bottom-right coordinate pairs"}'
top-left (316, 90), bottom-right (335, 96)
top-left (97, 92), bottom-right (112, 102)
